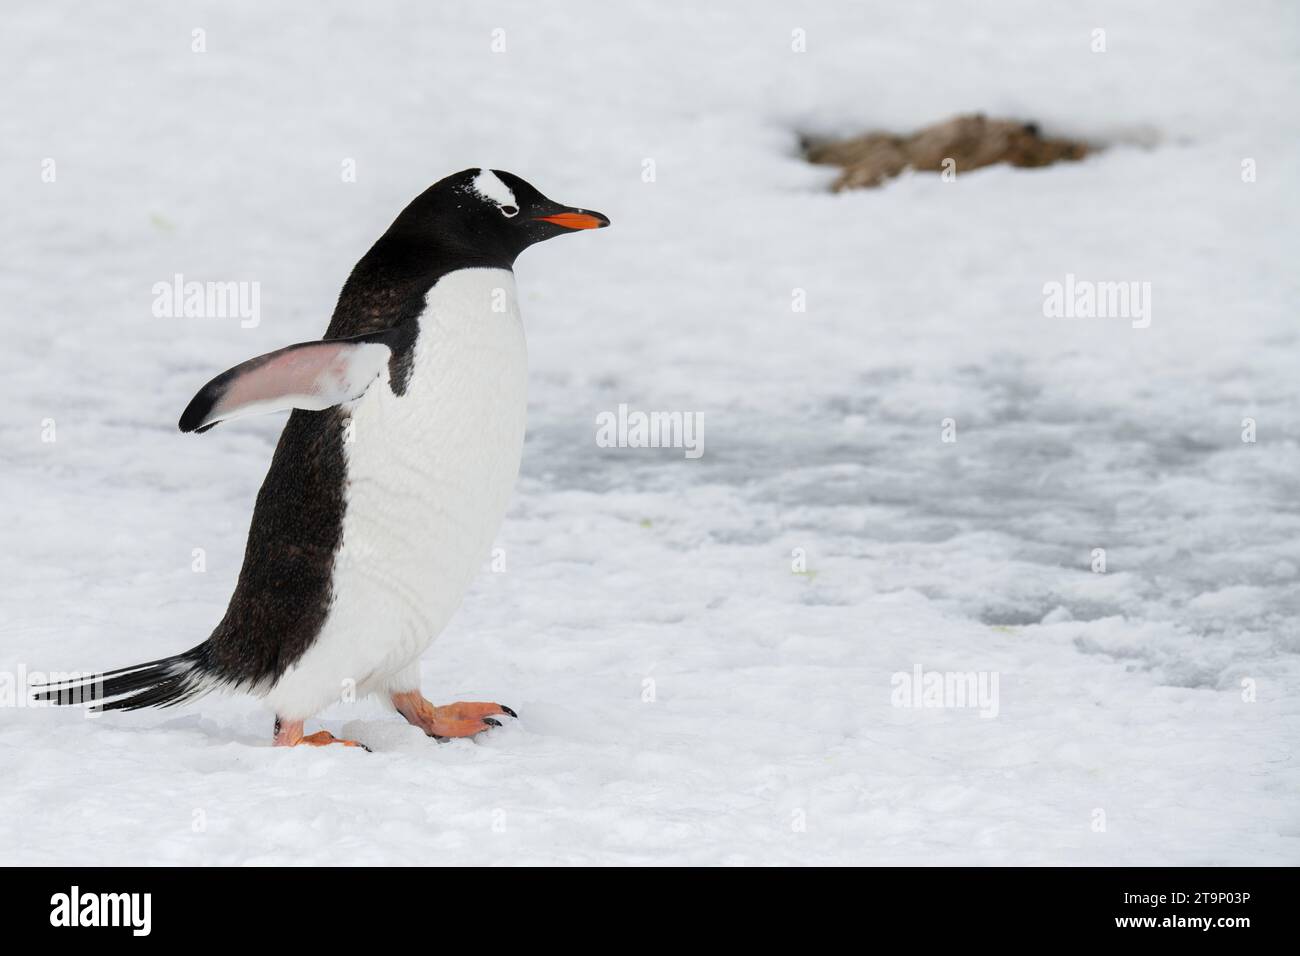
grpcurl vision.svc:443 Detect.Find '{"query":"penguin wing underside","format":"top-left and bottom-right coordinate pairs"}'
top-left (179, 330), bottom-right (397, 434)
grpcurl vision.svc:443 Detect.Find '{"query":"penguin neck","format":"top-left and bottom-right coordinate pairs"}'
top-left (370, 229), bottom-right (515, 284)
top-left (326, 233), bottom-right (515, 339)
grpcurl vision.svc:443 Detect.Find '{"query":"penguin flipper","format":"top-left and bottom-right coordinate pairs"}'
top-left (178, 330), bottom-right (397, 433)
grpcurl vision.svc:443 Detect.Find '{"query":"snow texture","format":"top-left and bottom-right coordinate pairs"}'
top-left (0, 1), bottom-right (1297, 865)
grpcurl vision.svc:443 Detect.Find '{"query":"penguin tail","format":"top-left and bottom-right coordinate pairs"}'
top-left (31, 645), bottom-right (214, 712)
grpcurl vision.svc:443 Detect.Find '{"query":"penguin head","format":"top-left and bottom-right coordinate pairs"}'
top-left (385, 168), bottom-right (609, 265)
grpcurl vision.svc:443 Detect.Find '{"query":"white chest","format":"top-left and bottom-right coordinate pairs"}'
top-left (343, 267), bottom-right (528, 557)
top-left (265, 268), bottom-right (528, 717)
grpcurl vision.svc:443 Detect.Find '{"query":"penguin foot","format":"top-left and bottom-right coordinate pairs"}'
top-left (299, 730), bottom-right (372, 751)
top-left (273, 718), bottom-right (371, 751)
top-left (390, 691), bottom-right (516, 740)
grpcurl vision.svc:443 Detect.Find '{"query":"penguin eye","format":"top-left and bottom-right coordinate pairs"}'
top-left (499, 204), bottom-right (519, 218)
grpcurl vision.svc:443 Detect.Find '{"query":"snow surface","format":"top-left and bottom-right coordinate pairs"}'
top-left (1, 0), bottom-right (1298, 865)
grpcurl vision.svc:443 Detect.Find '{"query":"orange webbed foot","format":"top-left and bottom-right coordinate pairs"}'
top-left (300, 730), bottom-right (371, 750)
top-left (391, 692), bottom-right (517, 740)
top-left (273, 718), bottom-right (372, 751)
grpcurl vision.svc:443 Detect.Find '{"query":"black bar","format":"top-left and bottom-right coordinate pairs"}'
top-left (5, 867), bottom-right (1285, 941)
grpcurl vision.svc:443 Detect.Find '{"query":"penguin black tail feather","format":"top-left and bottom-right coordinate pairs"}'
top-left (31, 645), bottom-right (213, 712)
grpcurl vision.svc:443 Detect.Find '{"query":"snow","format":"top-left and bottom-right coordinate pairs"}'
top-left (1, 0), bottom-right (1298, 865)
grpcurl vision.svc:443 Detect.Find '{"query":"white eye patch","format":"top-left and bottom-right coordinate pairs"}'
top-left (470, 168), bottom-right (517, 213)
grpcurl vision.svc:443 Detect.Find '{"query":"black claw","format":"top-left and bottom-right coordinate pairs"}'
top-left (500, 705), bottom-right (518, 719)
top-left (359, 743), bottom-right (373, 753)
top-left (483, 717), bottom-right (501, 727)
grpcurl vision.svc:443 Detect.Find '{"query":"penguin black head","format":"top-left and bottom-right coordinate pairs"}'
top-left (380, 168), bottom-right (610, 268)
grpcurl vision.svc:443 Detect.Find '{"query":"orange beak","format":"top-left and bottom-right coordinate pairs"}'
top-left (535, 211), bottom-right (609, 230)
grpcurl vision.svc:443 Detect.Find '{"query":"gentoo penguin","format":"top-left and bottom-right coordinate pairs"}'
top-left (35, 169), bottom-right (609, 748)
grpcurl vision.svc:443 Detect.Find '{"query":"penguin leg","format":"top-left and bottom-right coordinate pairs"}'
top-left (390, 690), bottom-right (516, 739)
top-left (272, 717), bottom-right (371, 751)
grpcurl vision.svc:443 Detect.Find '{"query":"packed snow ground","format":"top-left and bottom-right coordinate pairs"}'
top-left (1, 1), bottom-right (1297, 865)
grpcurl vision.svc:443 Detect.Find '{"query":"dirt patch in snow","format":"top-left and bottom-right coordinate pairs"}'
top-left (804, 114), bottom-right (1091, 190)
